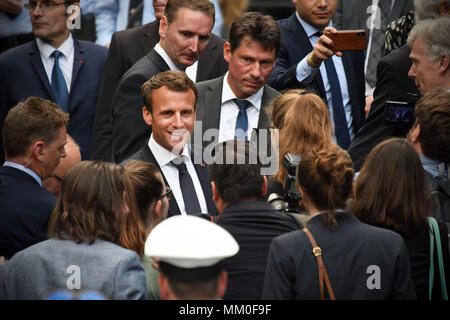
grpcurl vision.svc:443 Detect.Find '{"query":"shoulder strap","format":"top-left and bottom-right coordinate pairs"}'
top-left (302, 228), bottom-right (336, 300)
top-left (428, 217), bottom-right (448, 300)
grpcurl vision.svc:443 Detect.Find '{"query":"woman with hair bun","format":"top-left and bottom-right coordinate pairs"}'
top-left (262, 146), bottom-right (416, 300)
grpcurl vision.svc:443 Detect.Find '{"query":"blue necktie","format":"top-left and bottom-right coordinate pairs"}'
top-left (324, 58), bottom-right (351, 150)
top-left (171, 158), bottom-right (201, 215)
top-left (51, 50), bottom-right (69, 112)
top-left (233, 98), bottom-right (251, 140)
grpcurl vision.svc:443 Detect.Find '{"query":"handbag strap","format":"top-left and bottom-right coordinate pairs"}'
top-left (303, 228), bottom-right (336, 300)
top-left (428, 217), bottom-right (449, 300)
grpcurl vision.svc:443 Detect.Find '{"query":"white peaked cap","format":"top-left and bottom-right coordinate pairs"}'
top-left (145, 215), bottom-right (239, 269)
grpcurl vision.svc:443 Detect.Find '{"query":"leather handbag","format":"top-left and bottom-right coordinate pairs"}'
top-left (428, 216), bottom-right (448, 300)
top-left (303, 228), bottom-right (336, 300)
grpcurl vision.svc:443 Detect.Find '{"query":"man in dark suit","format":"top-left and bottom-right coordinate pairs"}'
top-left (207, 140), bottom-right (299, 299)
top-left (111, 0), bottom-right (225, 163)
top-left (0, 0), bottom-right (107, 162)
top-left (195, 12), bottom-right (280, 152)
top-left (124, 71), bottom-right (217, 216)
top-left (91, 0), bottom-right (228, 161)
top-left (268, 0), bottom-right (365, 150)
top-left (0, 97), bottom-right (69, 259)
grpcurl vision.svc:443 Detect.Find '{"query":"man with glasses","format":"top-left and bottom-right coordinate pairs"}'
top-left (0, 0), bottom-right (107, 163)
top-left (122, 71), bottom-right (218, 217)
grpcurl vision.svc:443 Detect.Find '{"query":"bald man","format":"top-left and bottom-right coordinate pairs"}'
top-left (42, 135), bottom-right (82, 196)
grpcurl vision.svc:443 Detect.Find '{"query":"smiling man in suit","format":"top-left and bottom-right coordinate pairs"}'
top-left (195, 12), bottom-right (280, 150)
top-left (268, 0), bottom-right (365, 150)
top-left (91, 0), bottom-right (228, 161)
top-left (124, 71), bottom-right (217, 217)
top-left (0, 0), bottom-right (108, 162)
top-left (111, 0), bottom-right (223, 163)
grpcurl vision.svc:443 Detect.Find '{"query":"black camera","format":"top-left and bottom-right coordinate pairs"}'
top-left (267, 153), bottom-right (303, 213)
top-left (383, 93), bottom-right (420, 128)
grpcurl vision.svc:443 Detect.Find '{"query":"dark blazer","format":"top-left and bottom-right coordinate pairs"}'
top-left (0, 166), bottom-right (57, 259)
top-left (0, 38), bottom-right (108, 161)
top-left (267, 14), bottom-right (366, 134)
top-left (91, 20), bottom-right (229, 161)
top-left (348, 45), bottom-right (419, 171)
top-left (195, 76), bottom-right (279, 149)
top-left (262, 212), bottom-right (417, 299)
top-left (123, 142), bottom-right (218, 216)
top-left (217, 201), bottom-right (300, 300)
top-left (333, 0), bottom-right (414, 32)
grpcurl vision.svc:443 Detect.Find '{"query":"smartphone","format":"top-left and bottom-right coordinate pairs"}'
top-left (327, 30), bottom-right (367, 51)
top-left (383, 101), bottom-right (415, 127)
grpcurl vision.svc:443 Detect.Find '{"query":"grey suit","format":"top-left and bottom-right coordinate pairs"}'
top-left (0, 238), bottom-right (148, 300)
top-left (195, 76), bottom-right (279, 149)
top-left (112, 49), bottom-right (169, 163)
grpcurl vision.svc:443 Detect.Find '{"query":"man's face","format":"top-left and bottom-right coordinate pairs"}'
top-left (41, 126), bottom-right (67, 180)
top-left (29, 0), bottom-right (72, 47)
top-left (143, 86), bottom-right (196, 153)
top-left (159, 8), bottom-right (213, 69)
top-left (408, 36), bottom-right (443, 94)
top-left (224, 36), bottom-right (276, 99)
top-left (292, 0), bottom-right (338, 30)
top-left (153, 0), bottom-right (167, 20)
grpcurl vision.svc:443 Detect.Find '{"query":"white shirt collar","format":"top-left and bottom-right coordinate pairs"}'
top-left (221, 72), bottom-right (264, 110)
top-left (148, 134), bottom-right (191, 168)
top-left (36, 33), bottom-right (74, 60)
top-left (3, 161), bottom-right (42, 186)
top-left (154, 43), bottom-right (183, 72)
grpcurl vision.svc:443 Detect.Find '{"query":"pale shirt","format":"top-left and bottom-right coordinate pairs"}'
top-left (294, 13), bottom-right (355, 143)
top-left (148, 134), bottom-right (208, 215)
top-left (154, 43), bottom-right (198, 82)
top-left (3, 161), bottom-right (42, 186)
top-left (218, 71), bottom-right (264, 143)
top-left (36, 33), bottom-right (74, 93)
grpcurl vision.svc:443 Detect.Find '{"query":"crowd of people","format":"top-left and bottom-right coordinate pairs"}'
top-left (0, 0), bottom-right (449, 300)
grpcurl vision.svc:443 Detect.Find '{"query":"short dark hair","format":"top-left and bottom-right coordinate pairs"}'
top-left (229, 11), bottom-right (280, 55)
top-left (2, 97), bottom-right (69, 158)
top-left (164, 0), bottom-right (215, 24)
top-left (414, 89), bottom-right (450, 163)
top-left (141, 71), bottom-right (198, 113)
top-left (208, 140), bottom-right (264, 205)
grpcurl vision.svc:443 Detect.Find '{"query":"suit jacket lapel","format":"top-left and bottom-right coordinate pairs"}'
top-left (257, 85), bottom-right (273, 129)
top-left (341, 51), bottom-right (362, 129)
top-left (203, 77), bottom-right (224, 132)
top-left (28, 40), bottom-right (55, 100)
top-left (148, 49), bottom-right (170, 73)
top-left (69, 38), bottom-right (86, 112)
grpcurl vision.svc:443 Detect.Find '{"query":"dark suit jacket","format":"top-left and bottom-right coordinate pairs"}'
top-left (217, 201), bottom-right (300, 300)
top-left (91, 20), bottom-right (229, 161)
top-left (0, 166), bottom-right (57, 259)
top-left (263, 212), bottom-right (417, 299)
top-left (267, 14), bottom-right (365, 134)
top-left (333, 0), bottom-right (414, 31)
top-left (123, 142), bottom-right (218, 216)
top-left (0, 38), bottom-right (108, 161)
top-left (348, 45), bottom-right (419, 171)
top-left (195, 76), bottom-right (279, 149)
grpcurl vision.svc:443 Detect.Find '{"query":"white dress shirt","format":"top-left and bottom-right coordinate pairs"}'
top-left (294, 13), bottom-right (355, 143)
top-left (36, 33), bottom-right (74, 92)
top-left (154, 43), bottom-right (198, 82)
top-left (218, 71), bottom-right (264, 143)
top-left (148, 135), bottom-right (208, 215)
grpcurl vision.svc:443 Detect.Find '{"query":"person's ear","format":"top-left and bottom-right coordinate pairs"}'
top-left (158, 274), bottom-right (170, 300)
top-left (153, 199), bottom-right (162, 218)
top-left (211, 181), bottom-right (220, 202)
top-left (410, 123), bottom-right (421, 144)
top-left (159, 15), bottom-right (168, 39)
top-left (32, 141), bottom-right (45, 162)
top-left (262, 175), bottom-right (267, 197)
top-left (216, 271), bottom-right (228, 299)
top-left (223, 42), bottom-right (232, 63)
top-left (142, 106), bottom-right (153, 126)
top-left (438, 55), bottom-right (449, 74)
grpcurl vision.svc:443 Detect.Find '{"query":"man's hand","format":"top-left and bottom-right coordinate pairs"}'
top-left (0, 0), bottom-right (23, 15)
top-left (308, 27), bottom-right (343, 68)
top-left (364, 95), bottom-right (374, 118)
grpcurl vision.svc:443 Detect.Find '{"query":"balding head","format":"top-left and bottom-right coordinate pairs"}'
top-left (42, 135), bottom-right (81, 196)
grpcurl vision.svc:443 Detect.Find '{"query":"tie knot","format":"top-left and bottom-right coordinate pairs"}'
top-left (171, 157), bottom-right (187, 172)
top-left (233, 99), bottom-right (251, 111)
top-left (52, 50), bottom-right (63, 60)
top-left (312, 31), bottom-right (323, 38)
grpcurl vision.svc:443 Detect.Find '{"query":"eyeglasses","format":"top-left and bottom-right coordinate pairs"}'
top-left (160, 187), bottom-right (172, 201)
top-left (53, 174), bottom-right (63, 182)
top-left (24, 1), bottom-right (68, 12)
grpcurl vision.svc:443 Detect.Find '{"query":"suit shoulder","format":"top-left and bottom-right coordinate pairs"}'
top-left (77, 40), bottom-right (108, 55)
top-left (0, 41), bottom-right (32, 64)
top-left (264, 84), bottom-right (280, 98)
top-left (196, 76), bottom-right (222, 91)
